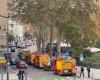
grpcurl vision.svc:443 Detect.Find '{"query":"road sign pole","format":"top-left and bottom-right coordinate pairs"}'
top-left (6, 13), bottom-right (9, 80)
top-left (0, 13), bottom-right (10, 80)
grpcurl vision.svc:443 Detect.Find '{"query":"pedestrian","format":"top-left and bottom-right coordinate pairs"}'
top-left (87, 66), bottom-right (90, 78)
top-left (80, 66), bottom-right (84, 77)
top-left (17, 70), bottom-right (21, 80)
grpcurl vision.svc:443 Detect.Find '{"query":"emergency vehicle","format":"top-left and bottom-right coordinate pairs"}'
top-left (52, 56), bottom-right (77, 76)
top-left (34, 54), bottom-right (50, 68)
top-left (26, 53), bottom-right (36, 65)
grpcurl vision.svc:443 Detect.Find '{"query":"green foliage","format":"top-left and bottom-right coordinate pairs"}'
top-left (9, 0), bottom-right (97, 56)
top-left (85, 52), bottom-right (100, 63)
top-left (95, 39), bottom-right (100, 48)
top-left (63, 0), bottom-right (97, 51)
top-left (24, 31), bottom-right (31, 39)
top-left (83, 49), bottom-right (92, 57)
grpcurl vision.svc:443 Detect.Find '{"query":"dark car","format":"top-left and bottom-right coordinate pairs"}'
top-left (16, 60), bottom-right (27, 69)
top-left (10, 58), bottom-right (17, 65)
top-left (11, 47), bottom-right (15, 52)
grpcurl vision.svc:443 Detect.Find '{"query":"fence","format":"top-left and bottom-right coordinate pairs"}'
top-left (77, 61), bottom-right (100, 69)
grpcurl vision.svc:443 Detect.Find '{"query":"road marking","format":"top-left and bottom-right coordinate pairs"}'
top-left (9, 68), bottom-right (33, 80)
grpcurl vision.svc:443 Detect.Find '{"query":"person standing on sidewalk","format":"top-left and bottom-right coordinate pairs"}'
top-left (87, 66), bottom-right (90, 78)
top-left (80, 66), bottom-right (84, 77)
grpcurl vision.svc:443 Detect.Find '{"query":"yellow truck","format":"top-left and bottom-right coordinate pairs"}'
top-left (26, 53), bottom-right (36, 65)
top-left (52, 56), bottom-right (77, 76)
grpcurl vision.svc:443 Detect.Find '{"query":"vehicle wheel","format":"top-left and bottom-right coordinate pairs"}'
top-left (43, 66), bottom-right (46, 71)
top-left (58, 72), bottom-right (63, 76)
top-left (73, 73), bottom-right (76, 77)
top-left (53, 70), bottom-right (57, 74)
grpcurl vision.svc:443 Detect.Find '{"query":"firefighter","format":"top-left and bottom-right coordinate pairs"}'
top-left (87, 66), bottom-right (90, 78)
top-left (80, 66), bottom-right (84, 77)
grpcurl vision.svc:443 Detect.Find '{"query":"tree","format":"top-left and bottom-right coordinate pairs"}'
top-left (8, 0), bottom-right (97, 57)
top-left (92, 4), bottom-right (100, 40)
top-left (8, 0), bottom-right (49, 53)
top-left (24, 31), bottom-right (31, 39)
top-left (63, 0), bottom-right (97, 57)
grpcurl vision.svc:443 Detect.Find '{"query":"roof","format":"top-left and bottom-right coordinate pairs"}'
top-left (86, 47), bottom-right (100, 52)
top-left (60, 42), bottom-right (71, 47)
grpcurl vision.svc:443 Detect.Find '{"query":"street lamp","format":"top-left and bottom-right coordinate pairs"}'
top-left (0, 14), bottom-right (10, 80)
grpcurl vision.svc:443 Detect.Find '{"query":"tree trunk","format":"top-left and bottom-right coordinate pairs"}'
top-left (34, 25), bottom-right (42, 54)
top-left (57, 26), bottom-right (62, 56)
top-left (37, 37), bottom-right (41, 53)
top-left (41, 29), bottom-right (45, 54)
top-left (49, 26), bottom-right (53, 57)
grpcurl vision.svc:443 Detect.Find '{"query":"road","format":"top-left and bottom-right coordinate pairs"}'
top-left (26, 65), bottom-right (100, 80)
top-left (9, 51), bottom-right (100, 80)
top-left (10, 64), bottom-right (100, 80)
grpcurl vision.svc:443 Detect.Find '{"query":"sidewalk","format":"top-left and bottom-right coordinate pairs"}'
top-left (76, 67), bottom-right (100, 80)
top-left (0, 73), bottom-right (18, 80)
top-left (0, 73), bottom-right (32, 80)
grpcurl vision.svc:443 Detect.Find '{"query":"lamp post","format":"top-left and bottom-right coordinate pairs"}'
top-left (0, 14), bottom-right (10, 80)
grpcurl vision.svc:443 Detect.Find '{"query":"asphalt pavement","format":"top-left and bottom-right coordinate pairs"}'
top-left (8, 50), bottom-right (100, 80)
top-left (9, 65), bottom-right (100, 80)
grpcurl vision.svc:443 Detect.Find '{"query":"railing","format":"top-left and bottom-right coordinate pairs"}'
top-left (77, 61), bottom-right (100, 69)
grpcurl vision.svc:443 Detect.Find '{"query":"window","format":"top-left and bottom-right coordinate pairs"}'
top-left (20, 61), bottom-right (26, 64)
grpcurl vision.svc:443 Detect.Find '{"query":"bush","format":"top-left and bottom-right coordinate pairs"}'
top-left (95, 39), bottom-right (100, 48)
top-left (83, 49), bottom-right (92, 57)
top-left (85, 52), bottom-right (100, 63)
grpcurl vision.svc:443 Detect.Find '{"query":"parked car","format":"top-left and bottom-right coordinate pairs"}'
top-left (11, 47), bottom-right (15, 52)
top-left (10, 58), bottom-right (17, 65)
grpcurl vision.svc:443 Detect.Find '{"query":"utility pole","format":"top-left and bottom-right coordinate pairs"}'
top-left (6, 13), bottom-right (9, 80)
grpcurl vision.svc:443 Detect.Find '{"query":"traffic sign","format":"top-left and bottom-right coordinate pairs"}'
top-left (80, 53), bottom-right (84, 61)
top-left (65, 48), bottom-right (69, 56)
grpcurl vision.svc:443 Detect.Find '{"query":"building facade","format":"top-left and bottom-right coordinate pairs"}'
top-left (9, 20), bottom-right (24, 44)
top-left (0, 0), bottom-right (7, 46)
